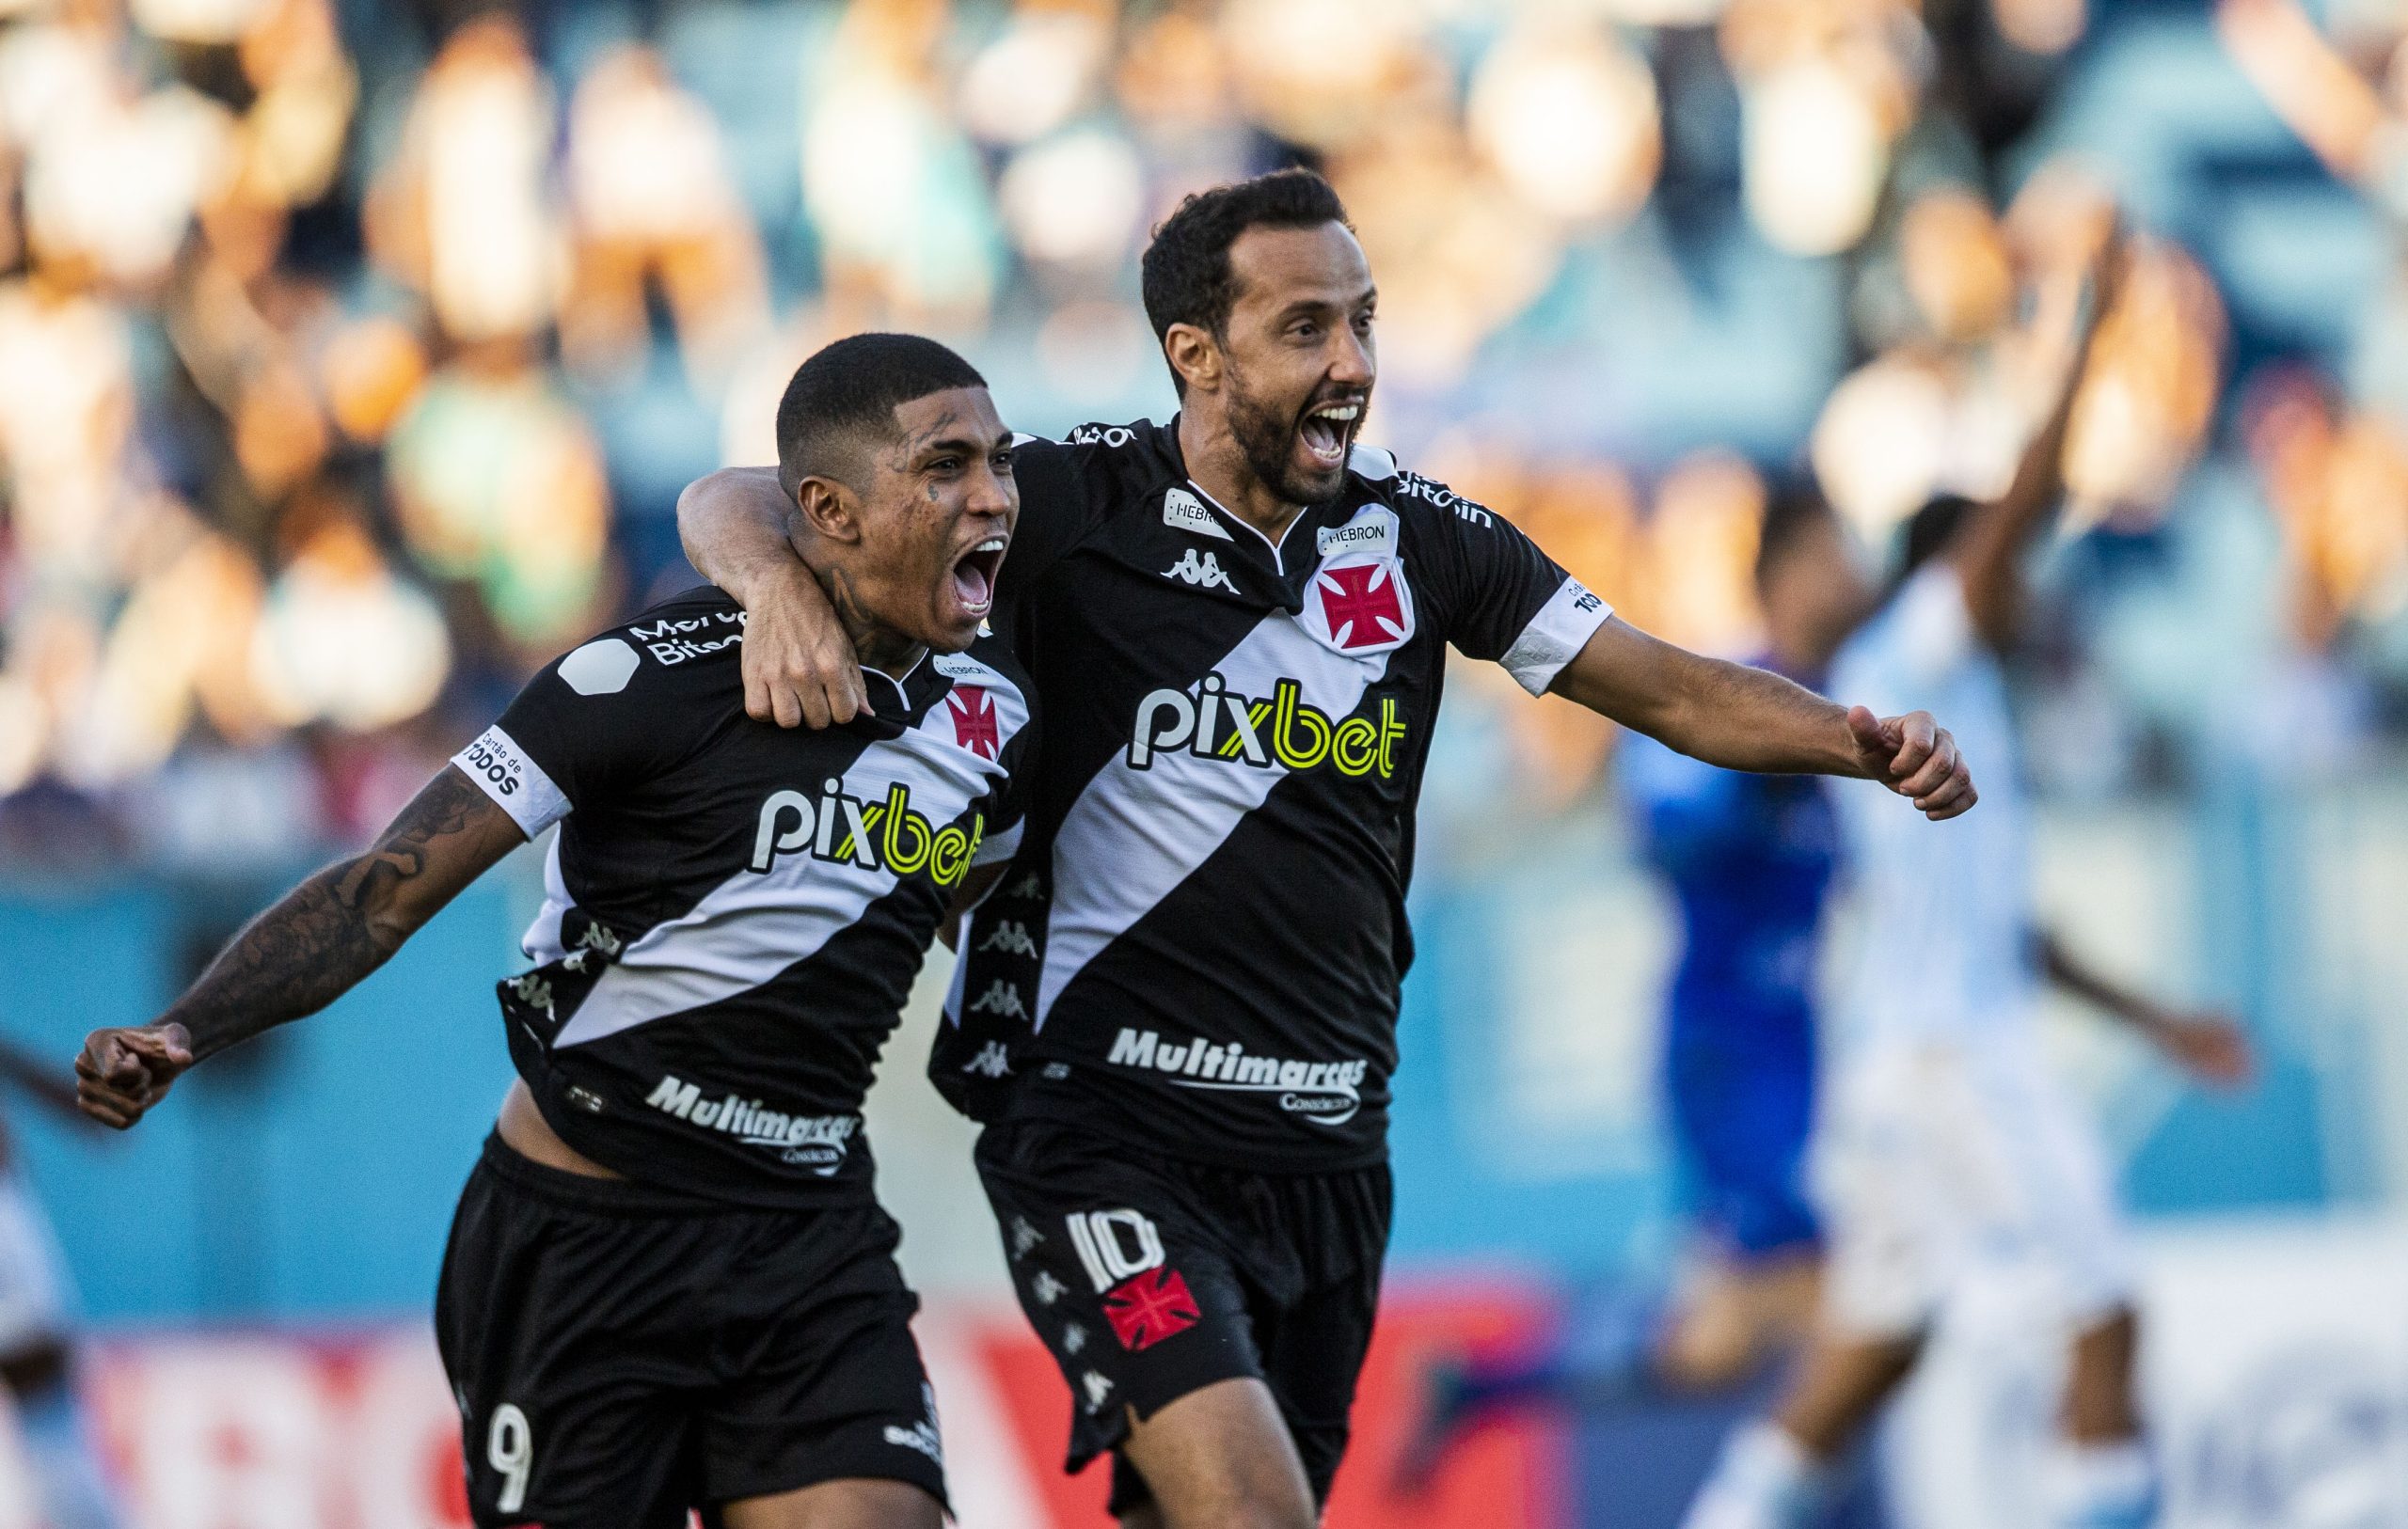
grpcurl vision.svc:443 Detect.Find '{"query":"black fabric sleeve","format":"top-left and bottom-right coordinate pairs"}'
top-left (990, 437), bottom-right (1100, 649)
top-left (1410, 475), bottom-right (1616, 696)
top-left (451, 613), bottom-right (742, 833)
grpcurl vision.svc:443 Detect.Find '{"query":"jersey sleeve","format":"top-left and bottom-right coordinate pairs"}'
top-left (990, 436), bottom-right (1100, 648)
top-left (450, 629), bottom-right (729, 837)
top-left (1412, 476), bottom-right (1614, 696)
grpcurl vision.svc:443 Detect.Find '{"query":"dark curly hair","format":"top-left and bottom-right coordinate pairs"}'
top-left (1140, 168), bottom-right (1353, 393)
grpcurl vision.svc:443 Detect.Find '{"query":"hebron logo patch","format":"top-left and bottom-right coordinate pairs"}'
top-left (1314, 505), bottom-right (1399, 559)
top-left (750, 781), bottom-right (984, 888)
top-left (643, 1076), bottom-right (858, 1172)
top-left (1105, 1268), bottom-right (1201, 1351)
top-left (559, 638), bottom-right (642, 695)
top-left (1128, 675), bottom-right (1407, 779)
top-left (1106, 1028), bottom-right (1370, 1125)
top-left (1162, 548), bottom-right (1238, 591)
top-left (1162, 486), bottom-right (1231, 541)
top-left (1303, 556), bottom-right (1415, 654)
top-left (946, 685), bottom-right (1001, 759)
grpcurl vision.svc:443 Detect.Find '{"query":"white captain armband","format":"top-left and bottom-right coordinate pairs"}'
top-left (452, 725), bottom-right (571, 836)
top-left (1500, 577), bottom-right (1614, 696)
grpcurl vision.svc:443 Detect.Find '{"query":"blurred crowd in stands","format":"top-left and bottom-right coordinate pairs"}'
top-left (0, 0), bottom-right (2403, 875)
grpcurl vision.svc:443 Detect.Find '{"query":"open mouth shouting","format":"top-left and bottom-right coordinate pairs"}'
top-left (1297, 396), bottom-right (1364, 476)
top-left (949, 534), bottom-right (1007, 624)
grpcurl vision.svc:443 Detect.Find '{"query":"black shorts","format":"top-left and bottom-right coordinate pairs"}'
top-left (434, 1137), bottom-right (947, 1528)
top-left (974, 1117), bottom-right (1392, 1516)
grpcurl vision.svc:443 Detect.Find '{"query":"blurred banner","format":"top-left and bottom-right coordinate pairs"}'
top-left (63, 1225), bottom-right (2408, 1529)
top-left (78, 1285), bottom-right (1561, 1529)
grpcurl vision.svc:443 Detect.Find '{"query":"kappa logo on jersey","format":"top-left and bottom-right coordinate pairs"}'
top-left (882, 1385), bottom-right (943, 1466)
top-left (1081, 1370), bottom-right (1114, 1412)
top-left (1162, 548), bottom-right (1238, 592)
top-left (968, 980), bottom-right (1028, 1020)
top-left (750, 781), bottom-right (985, 888)
top-left (1104, 1268), bottom-right (1202, 1351)
top-left (960, 1041), bottom-right (1012, 1079)
top-left (1106, 1028), bottom-right (1370, 1125)
top-left (1129, 674), bottom-right (1408, 779)
top-left (946, 686), bottom-right (1001, 759)
top-left (1162, 486), bottom-right (1232, 541)
top-left (1311, 560), bottom-right (1412, 652)
top-left (1032, 1270), bottom-right (1069, 1306)
top-left (643, 1076), bottom-right (859, 1171)
top-left (977, 919), bottom-right (1037, 956)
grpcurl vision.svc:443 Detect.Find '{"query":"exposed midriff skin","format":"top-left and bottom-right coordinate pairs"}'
top-left (497, 1078), bottom-right (622, 1178)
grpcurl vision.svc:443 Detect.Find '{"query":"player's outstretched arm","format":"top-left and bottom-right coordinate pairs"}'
top-left (677, 465), bottom-right (868, 729)
top-left (1550, 616), bottom-right (1977, 820)
top-left (73, 767), bottom-right (527, 1129)
top-left (2036, 929), bottom-right (2254, 1089)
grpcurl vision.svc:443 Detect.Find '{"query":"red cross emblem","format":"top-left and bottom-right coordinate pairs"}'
top-left (1314, 562), bottom-right (1408, 651)
top-left (947, 686), bottom-right (1000, 759)
top-left (1102, 1267), bottom-right (1200, 1350)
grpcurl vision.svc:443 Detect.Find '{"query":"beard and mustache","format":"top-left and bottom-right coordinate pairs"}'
top-left (1224, 370), bottom-right (1369, 510)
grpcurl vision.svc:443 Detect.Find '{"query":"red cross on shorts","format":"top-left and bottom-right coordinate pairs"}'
top-left (947, 686), bottom-right (1000, 759)
top-left (1102, 1267), bottom-right (1200, 1350)
top-left (1316, 562), bottom-right (1407, 650)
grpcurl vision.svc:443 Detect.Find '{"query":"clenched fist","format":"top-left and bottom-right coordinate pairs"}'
top-left (1847, 707), bottom-right (1977, 820)
top-left (74, 1023), bottom-right (195, 1129)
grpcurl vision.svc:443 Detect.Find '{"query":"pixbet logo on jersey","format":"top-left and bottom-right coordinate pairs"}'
top-left (1106, 1028), bottom-right (1370, 1125)
top-left (750, 780), bottom-right (984, 888)
top-left (1127, 676), bottom-right (1407, 778)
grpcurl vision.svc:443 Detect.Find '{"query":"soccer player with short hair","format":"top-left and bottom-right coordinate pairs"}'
top-left (71, 334), bottom-right (1037, 1529)
top-left (679, 169), bottom-right (1975, 1529)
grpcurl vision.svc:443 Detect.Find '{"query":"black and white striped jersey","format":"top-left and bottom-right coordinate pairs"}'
top-left (931, 418), bottom-right (1610, 1171)
top-left (453, 586), bottom-right (1037, 1207)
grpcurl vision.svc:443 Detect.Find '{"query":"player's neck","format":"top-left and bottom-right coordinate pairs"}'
top-left (812, 564), bottom-right (927, 683)
top-left (1177, 410), bottom-right (1307, 545)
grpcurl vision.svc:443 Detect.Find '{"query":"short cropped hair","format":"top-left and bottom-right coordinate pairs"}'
top-left (775, 333), bottom-right (988, 497)
top-left (1140, 168), bottom-right (1353, 389)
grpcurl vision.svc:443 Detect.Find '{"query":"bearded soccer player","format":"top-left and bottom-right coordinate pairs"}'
top-left (71, 335), bottom-right (1036, 1529)
top-left (678, 170), bottom-right (1974, 1529)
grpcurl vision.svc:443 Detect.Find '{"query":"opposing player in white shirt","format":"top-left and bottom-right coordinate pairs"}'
top-left (1683, 231), bottom-right (2250, 1529)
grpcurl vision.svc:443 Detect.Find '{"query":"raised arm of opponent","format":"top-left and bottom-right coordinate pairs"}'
top-left (74, 768), bottom-right (527, 1128)
top-left (1551, 617), bottom-right (1976, 820)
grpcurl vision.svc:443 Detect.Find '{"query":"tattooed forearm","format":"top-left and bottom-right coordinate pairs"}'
top-left (160, 767), bottom-right (524, 1062)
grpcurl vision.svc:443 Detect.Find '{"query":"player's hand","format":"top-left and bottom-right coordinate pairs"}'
top-left (741, 564), bottom-right (867, 730)
top-left (1846, 707), bottom-right (1976, 820)
top-left (2148, 1008), bottom-right (2254, 1090)
top-left (73, 1022), bottom-right (195, 1129)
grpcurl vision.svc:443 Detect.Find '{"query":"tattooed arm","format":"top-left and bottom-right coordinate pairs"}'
top-left (73, 766), bottom-right (527, 1128)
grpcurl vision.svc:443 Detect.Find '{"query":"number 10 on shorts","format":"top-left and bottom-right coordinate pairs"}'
top-left (1066, 1209), bottom-right (1164, 1293)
